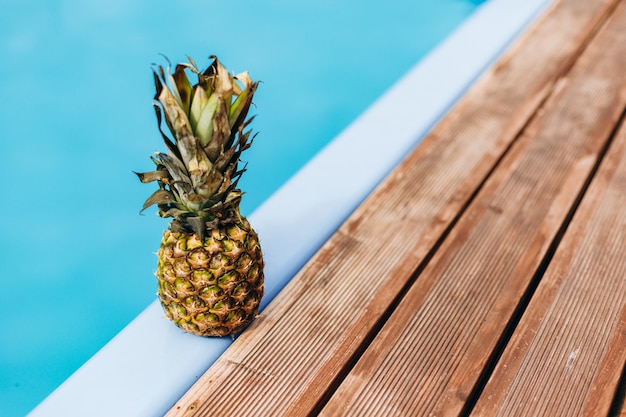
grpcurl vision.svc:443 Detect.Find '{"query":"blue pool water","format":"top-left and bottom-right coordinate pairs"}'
top-left (0, 1), bottom-right (483, 415)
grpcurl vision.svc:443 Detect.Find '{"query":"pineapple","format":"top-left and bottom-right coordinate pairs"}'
top-left (136, 56), bottom-right (264, 336)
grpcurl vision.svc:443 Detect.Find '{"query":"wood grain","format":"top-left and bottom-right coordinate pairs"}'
top-left (166, 0), bottom-right (623, 416)
top-left (320, 1), bottom-right (626, 416)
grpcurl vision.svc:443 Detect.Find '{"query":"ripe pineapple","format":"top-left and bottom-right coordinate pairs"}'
top-left (136, 56), bottom-right (264, 336)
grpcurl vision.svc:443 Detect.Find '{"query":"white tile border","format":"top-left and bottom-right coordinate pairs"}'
top-left (28, 1), bottom-right (552, 415)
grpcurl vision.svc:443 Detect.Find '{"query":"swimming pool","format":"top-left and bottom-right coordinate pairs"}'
top-left (0, 0), bottom-right (550, 416)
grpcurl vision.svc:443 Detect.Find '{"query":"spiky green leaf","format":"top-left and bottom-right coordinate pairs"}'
top-left (229, 72), bottom-right (257, 128)
top-left (189, 85), bottom-right (209, 132)
top-left (194, 93), bottom-right (219, 148)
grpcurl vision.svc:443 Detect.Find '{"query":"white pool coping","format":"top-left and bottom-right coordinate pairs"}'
top-left (29, 0), bottom-right (552, 415)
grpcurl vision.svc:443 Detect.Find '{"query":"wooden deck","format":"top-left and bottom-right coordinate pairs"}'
top-left (166, 0), bottom-right (626, 415)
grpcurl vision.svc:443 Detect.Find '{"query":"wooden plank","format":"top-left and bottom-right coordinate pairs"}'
top-left (319, 2), bottom-right (626, 416)
top-left (470, 102), bottom-right (626, 416)
top-left (165, 0), bottom-right (621, 415)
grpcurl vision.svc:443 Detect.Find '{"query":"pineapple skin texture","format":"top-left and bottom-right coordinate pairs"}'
top-left (156, 218), bottom-right (264, 337)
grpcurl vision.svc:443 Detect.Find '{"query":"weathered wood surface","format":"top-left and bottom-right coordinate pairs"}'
top-left (166, 0), bottom-right (626, 416)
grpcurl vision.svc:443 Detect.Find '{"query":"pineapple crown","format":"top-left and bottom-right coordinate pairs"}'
top-left (136, 55), bottom-right (259, 238)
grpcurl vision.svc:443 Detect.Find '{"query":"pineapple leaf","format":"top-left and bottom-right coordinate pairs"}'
top-left (185, 193), bottom-right (205, 212)
top-left (232, 71), bottom-right (251, 95)
top-left (157, 152), bottom-right (188, 182)
top-left (229, 73), bottom-right (257, 129)
top-left (134, 170), bottom-right (169, 183)
top-left (228, 87), bottom-right (250, 129)
top-left (157, 84), bottom-right (193, 143)
top-left (205, 97), bottom-right (230, 161)
top-left (153, 70), bottom-right (164, 101)
top-left (187, 216), bottom-right (205, 240)
top-left (189, 85), bottom-right (209, 132)
top-left (224, 189), bottom-right (243, 205)
top-left (187, 142), bottom-right (212, 191)
top-left (160, 207), bottom-right (190, 218)
top-left (194, 93), bottom-right (219, 148)
top-left (157, 152), bottom-right (192, 198)
top-left (158, 86), bottom-right (201, 176)
top-left (152, 104), bottom-right (180, 159)
top-left (173, 64), bottom-right (193, 116)
top-left (212, 58), bottom-right (234, 114)
top-left (166, 73), bottom-right (184, 110)
top-left (140, 189), bottom-right (176, 213)
top-left (199, 167), bottom-right (225, 197)
top-left (214, 144), bottom-right (237, 173)
top-left (223, 124), bottom-right (255, 173)
top-left (186, 55), bottom-right (199, 71)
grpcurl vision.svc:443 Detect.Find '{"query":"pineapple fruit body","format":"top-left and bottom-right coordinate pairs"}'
top-left (157, 220), bottom-right (263, 336)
